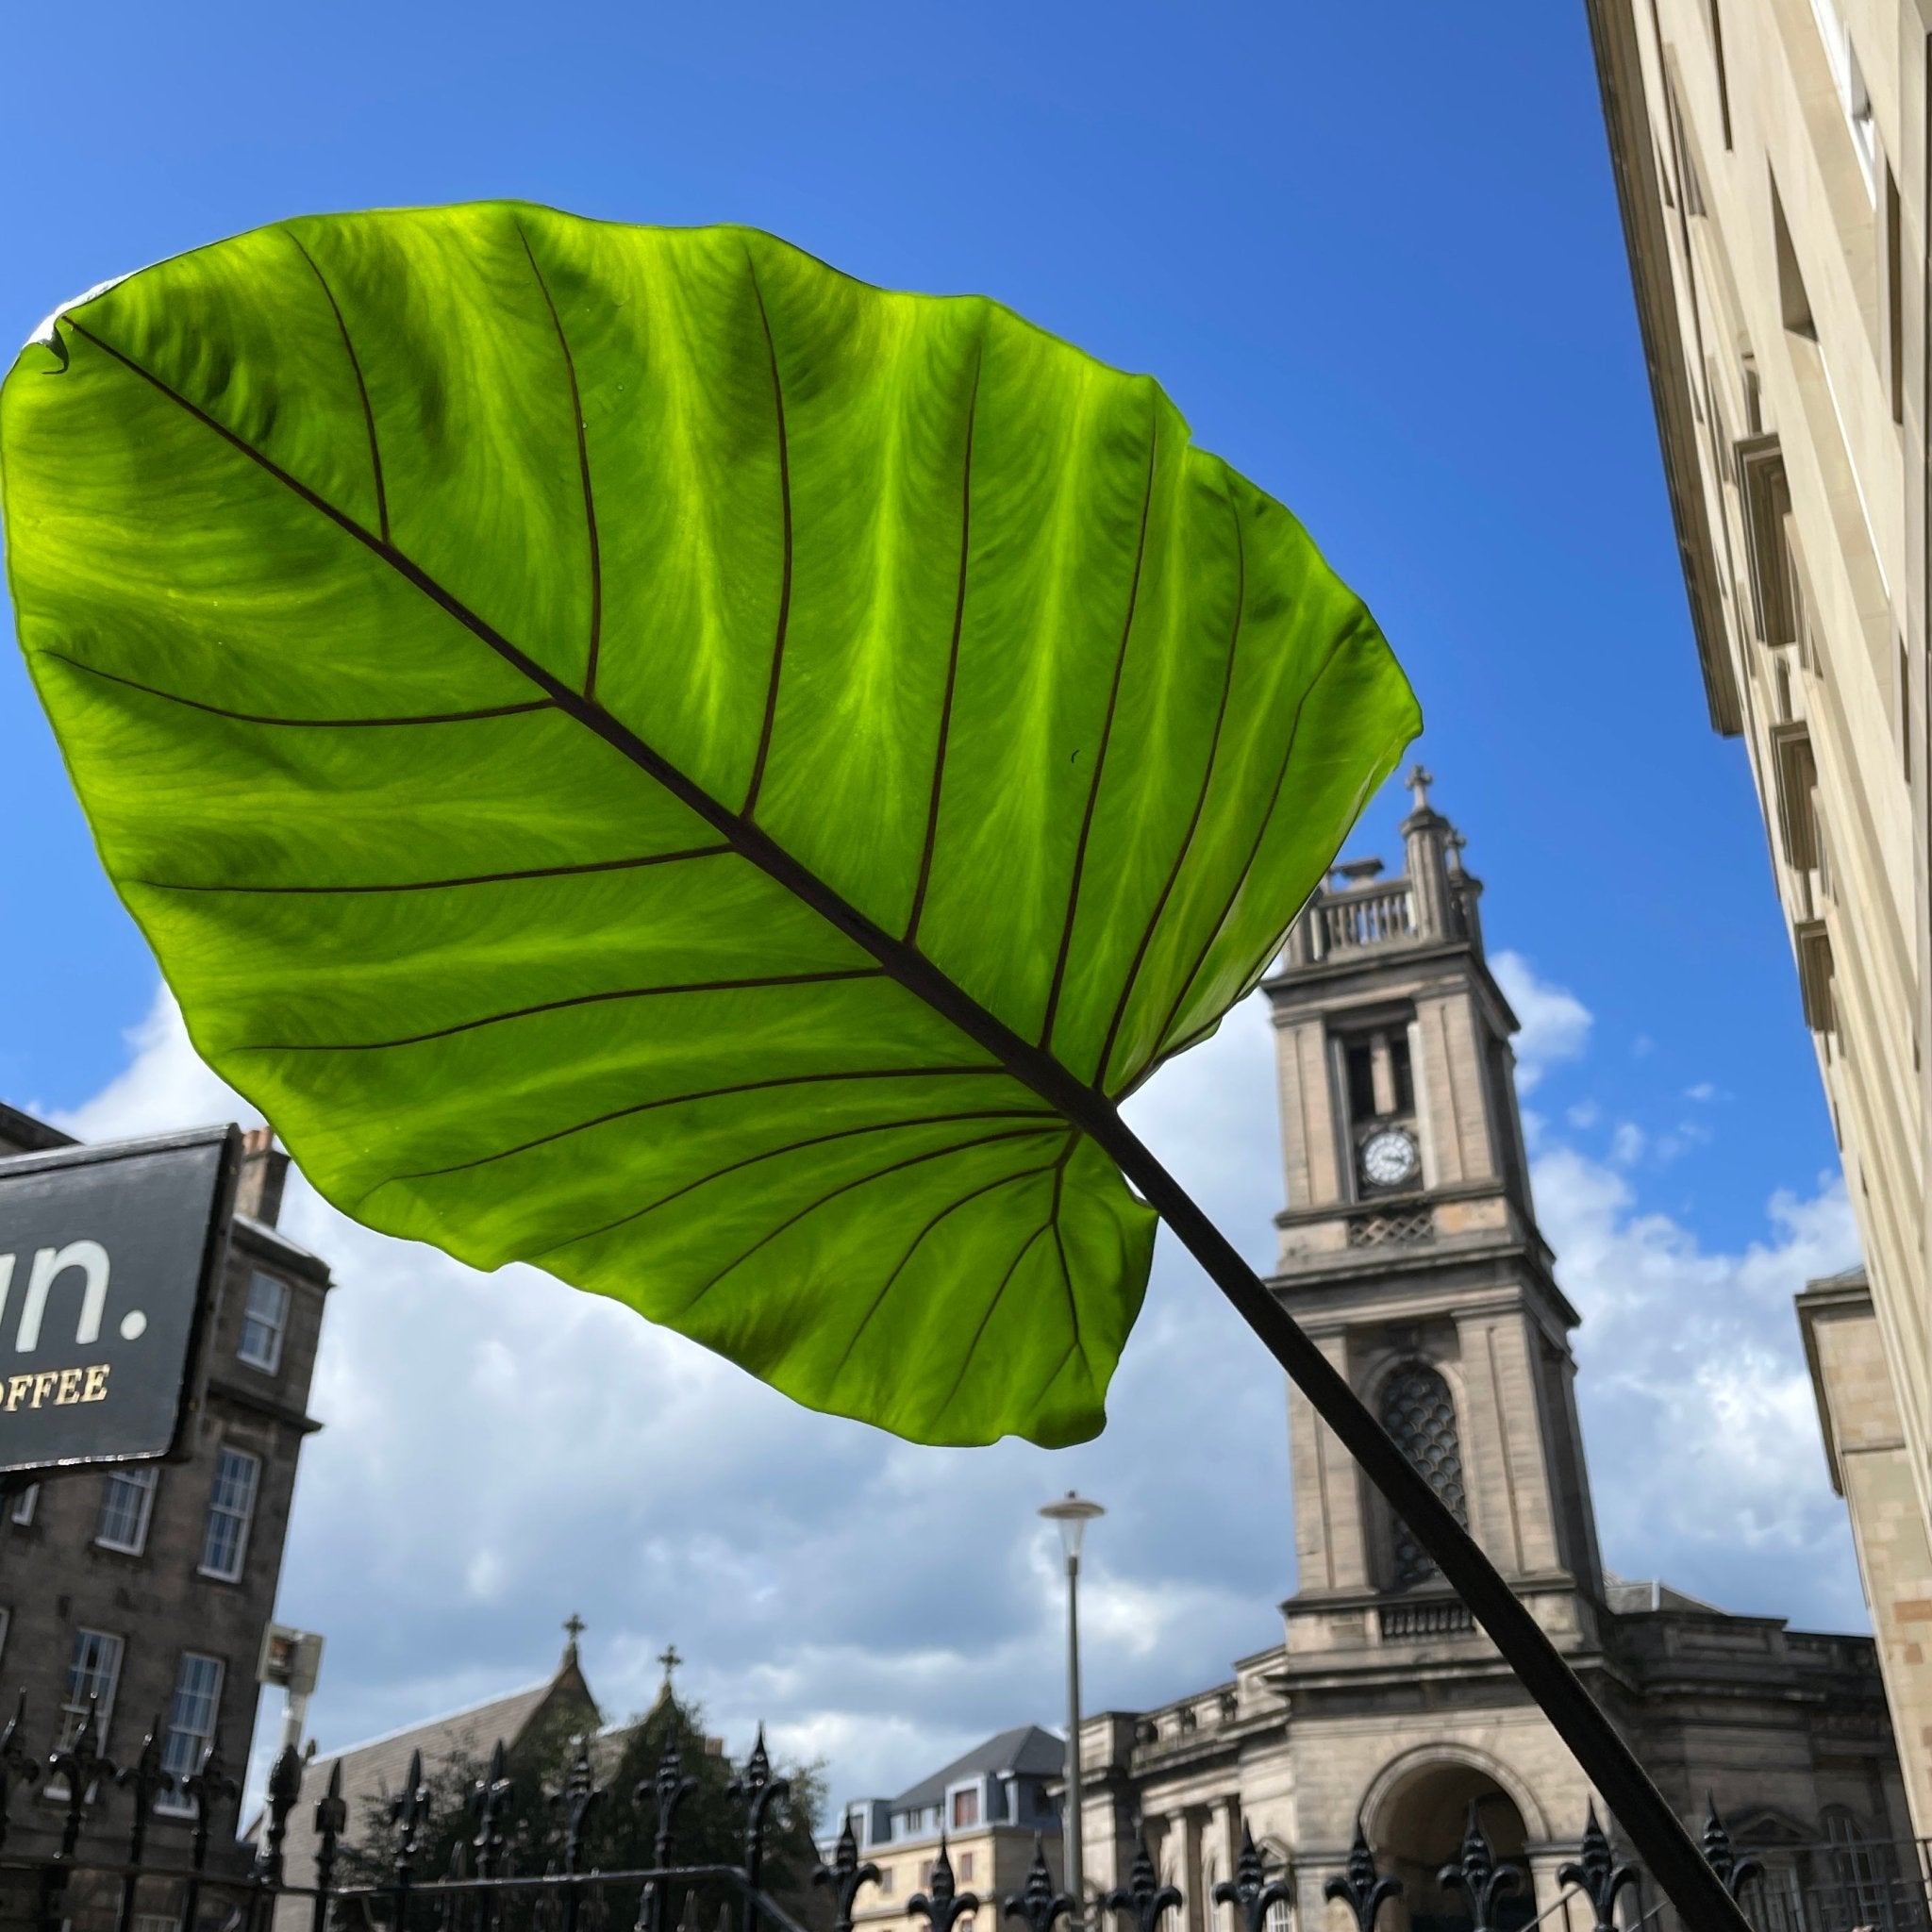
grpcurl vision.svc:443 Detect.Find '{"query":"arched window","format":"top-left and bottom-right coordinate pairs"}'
top-left (1378, 1363), bottom-right (1469, 1591)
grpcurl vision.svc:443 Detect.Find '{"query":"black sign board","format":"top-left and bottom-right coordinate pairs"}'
top-left (0, 1125), bottom-right (241, 1477)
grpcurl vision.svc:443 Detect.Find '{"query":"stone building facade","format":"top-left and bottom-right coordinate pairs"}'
top-left (1071, 782), bottom-right (1908, 1932)
top-left (1582, 0), bottom-right (1932, 1827)
top-left (0, 1104), bottom-right (331, 1881)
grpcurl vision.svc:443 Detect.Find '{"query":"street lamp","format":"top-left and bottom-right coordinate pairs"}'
top-left (1041, 1491), bottom-right (1105, 1930)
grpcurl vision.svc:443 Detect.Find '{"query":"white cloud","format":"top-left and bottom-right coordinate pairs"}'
top-left (1491, 950), bottom-right (1591, 1091)
top-left (54, 981), bottom-right (1867, 1832)
top-left (1608, 1121), bottom-right (1645, 1166)
top-left (1538, 1146), bottom-right (1863, 1607)
top-left (52, 985), bottom-right (259, 1142)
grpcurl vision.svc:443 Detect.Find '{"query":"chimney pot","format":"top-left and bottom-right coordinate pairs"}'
top-left (235, 1126), bottom-right (290, 1228)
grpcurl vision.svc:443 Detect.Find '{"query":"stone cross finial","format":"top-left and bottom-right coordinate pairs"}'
top-left (658, 1643), bottom-right (683, 1683)
top-left (1407, 764), bottom-right (1434, 814)
top-left (562, 1613), bottom-right (586, 1663)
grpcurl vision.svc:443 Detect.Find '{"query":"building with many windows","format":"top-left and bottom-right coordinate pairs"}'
top-left (0, 1104), bottom-right (332, 1882)
top-left (1582, 0), bottom-right (1932, 1831)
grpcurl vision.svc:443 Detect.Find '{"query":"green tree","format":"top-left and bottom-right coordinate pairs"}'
top-left (336, 1693), bottom-right (824, 1932)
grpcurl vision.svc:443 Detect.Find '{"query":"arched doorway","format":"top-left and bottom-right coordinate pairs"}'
top-left (1367, 1759), bottom-right (1537, 1932)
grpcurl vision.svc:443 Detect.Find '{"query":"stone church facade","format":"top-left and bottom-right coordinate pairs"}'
top-left (1074, 775), bottom-right (1910, 1931)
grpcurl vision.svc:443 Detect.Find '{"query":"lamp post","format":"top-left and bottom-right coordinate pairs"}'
top-left (1040, 1491), bottom-right (1104, 1931)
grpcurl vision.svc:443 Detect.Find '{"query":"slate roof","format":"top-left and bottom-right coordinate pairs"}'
top-left (891, 1725), bottom-right (1063, 1811)
top-left (268, 1657), bottom-right (597, 1932)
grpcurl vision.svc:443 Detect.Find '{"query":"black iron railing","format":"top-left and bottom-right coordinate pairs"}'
top-left (0, 1687), bottom-right (1920, 1932)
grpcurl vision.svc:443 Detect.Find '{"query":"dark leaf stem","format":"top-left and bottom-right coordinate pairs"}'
top-left (1087, 1109), bottom-right (1751, 1932)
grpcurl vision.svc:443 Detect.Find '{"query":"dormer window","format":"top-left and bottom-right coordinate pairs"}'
top-left (950, 1785), bottom-right (979, 1829)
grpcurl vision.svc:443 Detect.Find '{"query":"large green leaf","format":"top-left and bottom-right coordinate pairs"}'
top-left (1, 203), bottom-right (1417, 1447)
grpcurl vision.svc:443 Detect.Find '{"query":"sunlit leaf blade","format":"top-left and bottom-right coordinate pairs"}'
top-left (1, 203), bottom-right (1419, 1446)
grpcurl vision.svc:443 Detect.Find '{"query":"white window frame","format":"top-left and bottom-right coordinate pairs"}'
top-left (58, 1627), bottom-right (123, 1752)
top-left (94, 1467), bottom-right (158, 1556)
top-left (10, 1484), bottom-right (39, 1527)
top-left (156, 1653), bottom-right (225, 1814)
top-left (198, 1448), bottom-right (260, 1582)
top-left (238, 1272), bottom-right (290, 1374)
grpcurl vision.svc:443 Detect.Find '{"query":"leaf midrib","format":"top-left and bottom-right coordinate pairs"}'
top-left (60, 307), bottom-right (1138, 1341)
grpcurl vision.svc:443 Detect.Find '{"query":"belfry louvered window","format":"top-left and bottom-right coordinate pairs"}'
top-left (1379, 1363), bottom-right (1468, 1590)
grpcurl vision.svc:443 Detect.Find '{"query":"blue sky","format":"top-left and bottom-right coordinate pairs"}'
top-left (1, 0), bottom-right (1863, 1816)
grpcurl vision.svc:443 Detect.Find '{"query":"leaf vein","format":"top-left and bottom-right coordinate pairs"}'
top-left (1144, 611), bottom-right (1372, 1065)
top-left (233, 966), bottom-right (883, 1054)
top-left (516, 221), bottom-right (604, 700)
top-left (391, 1063), bottom-right (1013, 1182)
top-left (933, 1167), bottom-right (1066, 1423)
top-left (828, 1155), bottom-right (1059, 1387)
top-left (673, 1124), bottom-right (1065, 1316)
top-left (740, 251), bottom-right (793, 819)
top-left (1039, 405), bottom-right (1158, 1054)
top-left (1094, 486), bottom-right (1246, 1091)
top-left (42, 651), bottom-right (552, 730)
top-left (904, 344), bottom-right (983, 944)
top-left (504, 1108), bottom-right (1054, 1252)
top-left (286, 230), bottom-right (389, 541)
top-left (1047, 1135), bottom-right (1082, 1360)
top-left (127, 844), bottom-right (734, 896)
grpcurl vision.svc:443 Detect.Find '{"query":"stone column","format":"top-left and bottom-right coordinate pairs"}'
top-left (1525, 1851), bottom-right (1569, 1929)
top-left (1181, 1810), bottom-right (1205, 1932)
top-left (1209, 1799), bottom-right (1243, 1932)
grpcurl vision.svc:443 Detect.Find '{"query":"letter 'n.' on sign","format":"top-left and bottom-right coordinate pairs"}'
top-left (0, 1126), bottom-right (241, 1476)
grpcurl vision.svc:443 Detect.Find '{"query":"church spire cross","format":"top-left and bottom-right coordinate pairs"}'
top-left (562, 1613), bottom-right (586, 1665)
top-left (1406, 764), bottom-right (1434, 814)
top-left (658, 1643), bottom-right (683, 1683)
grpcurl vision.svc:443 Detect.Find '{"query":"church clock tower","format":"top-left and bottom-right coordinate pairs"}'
top-left (1267, 769), bottom-right (1605, 1657)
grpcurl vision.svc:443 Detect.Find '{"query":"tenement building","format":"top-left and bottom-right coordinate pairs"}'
top-left (828, 1727), bottom-right (1065, 1932)
top-left (1583, 0), bottom-right (1932, 1826)
top-left (0, 1105), bottom-right (332, 1890)
top-left (1063, 785), bottom-right (1908, 1932)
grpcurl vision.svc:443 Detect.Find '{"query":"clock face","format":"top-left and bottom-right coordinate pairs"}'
top-left (1360, 1127), bottom-right (1420, 1189)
